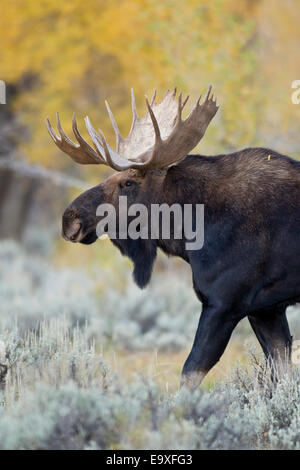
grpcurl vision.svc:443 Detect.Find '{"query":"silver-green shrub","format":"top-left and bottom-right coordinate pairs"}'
top-left (0, 240), bottom-right (256, 351)
top-left (0, 318), bottom-right (300, 450)
top-left (0, 241), bottom-right (201, 350)
top-left (1, 240), bottom-right (300, 450)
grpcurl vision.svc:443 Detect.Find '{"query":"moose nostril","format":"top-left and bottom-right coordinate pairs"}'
top-left (70, 223), bottom-right (82, 241)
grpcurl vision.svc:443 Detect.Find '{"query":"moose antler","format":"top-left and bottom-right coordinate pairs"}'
top-left (45, 112), bottom-right (106, 165)
top-left (46, 87), bottom-right (218, 171)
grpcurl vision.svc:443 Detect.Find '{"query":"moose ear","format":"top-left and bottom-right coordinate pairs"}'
top-left (112, 238), bottom-right (157, 289)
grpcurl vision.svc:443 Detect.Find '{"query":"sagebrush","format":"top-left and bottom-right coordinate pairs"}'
top-left (0, 240), bottom-right (300, 450)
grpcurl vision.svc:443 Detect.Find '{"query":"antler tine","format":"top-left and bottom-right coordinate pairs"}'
top-left (182, 94), bottom-right (190, 108)
top-left (46, 113), bottom-right (71, 150)
top-left (131, 88), bottom-right (138, 117)
top-left (176, 92), bottom-right (190, 124)
top-left (56, 112), bottom-right (72, 143)
top-left (95, 129), bottom-right (121, 171)
top-left (128, 88), bottom-right (138, 136)
top-left (105, 100), bottom-right (123, 151)
top-left (150, 89), bottom-right (157, 106)
top-left (97, 130), bottom-right (115, 168)
top-left (84, 116), bottom-right (108, 162)
top-left (204, 85), bottom-right (212, 102)
top-left (72, 112), bottom-right (82, 140)
top-left (145, 96), bottom-right (161, 142)
top-left (72, 113), bottom-right (105, 163)
top-left (46, 117), bottom-right (59, 143)
top-left (161, 88), bottom-right (170, 101)
top-left (177, 92), bottom-right (183, 122)
top-left (46, 113), bottom-right (104, 165)
top-left (85, 117), bottom-right (113, 166)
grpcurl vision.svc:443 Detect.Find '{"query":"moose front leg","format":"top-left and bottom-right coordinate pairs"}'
top-left (248, 306), bottom-right (293, 377)
top-left (181, 304), bottom-right (242, 389)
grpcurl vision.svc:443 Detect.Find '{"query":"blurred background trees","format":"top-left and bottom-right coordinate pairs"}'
top-left (0, 0), bottom-right (300, 252)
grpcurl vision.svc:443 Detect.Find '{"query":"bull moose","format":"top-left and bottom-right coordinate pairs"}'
top-left (46, 87), bottom-right (299, 387)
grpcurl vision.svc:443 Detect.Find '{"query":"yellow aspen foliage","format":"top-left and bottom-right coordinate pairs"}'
top-left (0, 0), bottom-right (300, 175)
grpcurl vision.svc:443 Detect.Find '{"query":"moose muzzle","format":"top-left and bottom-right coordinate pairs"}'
top-left (62, 206), bottom-right (98, 244)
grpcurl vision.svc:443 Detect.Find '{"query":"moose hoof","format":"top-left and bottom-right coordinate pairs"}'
top-left (180, 370), bottom-right (206, 390)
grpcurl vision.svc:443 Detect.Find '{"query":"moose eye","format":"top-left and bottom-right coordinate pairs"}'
top-left (119, 180), bottom-right (136, 191)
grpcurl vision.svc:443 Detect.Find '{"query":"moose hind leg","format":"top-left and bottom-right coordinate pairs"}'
top-left (248, 305), bottom-right (293, 377)
top-left (181, 304), bottom-right (243, 389)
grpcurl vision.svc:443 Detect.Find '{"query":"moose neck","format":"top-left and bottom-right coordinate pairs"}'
top-left (153, 154), bottom-right (209, 261)
top-left (112, 152), bottom-right (239, 286)
top-left (162, 154), bottom-right (217, 206)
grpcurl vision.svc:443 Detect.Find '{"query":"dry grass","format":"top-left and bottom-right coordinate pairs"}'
top-left (102, 338), bottom-right (250, 393)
